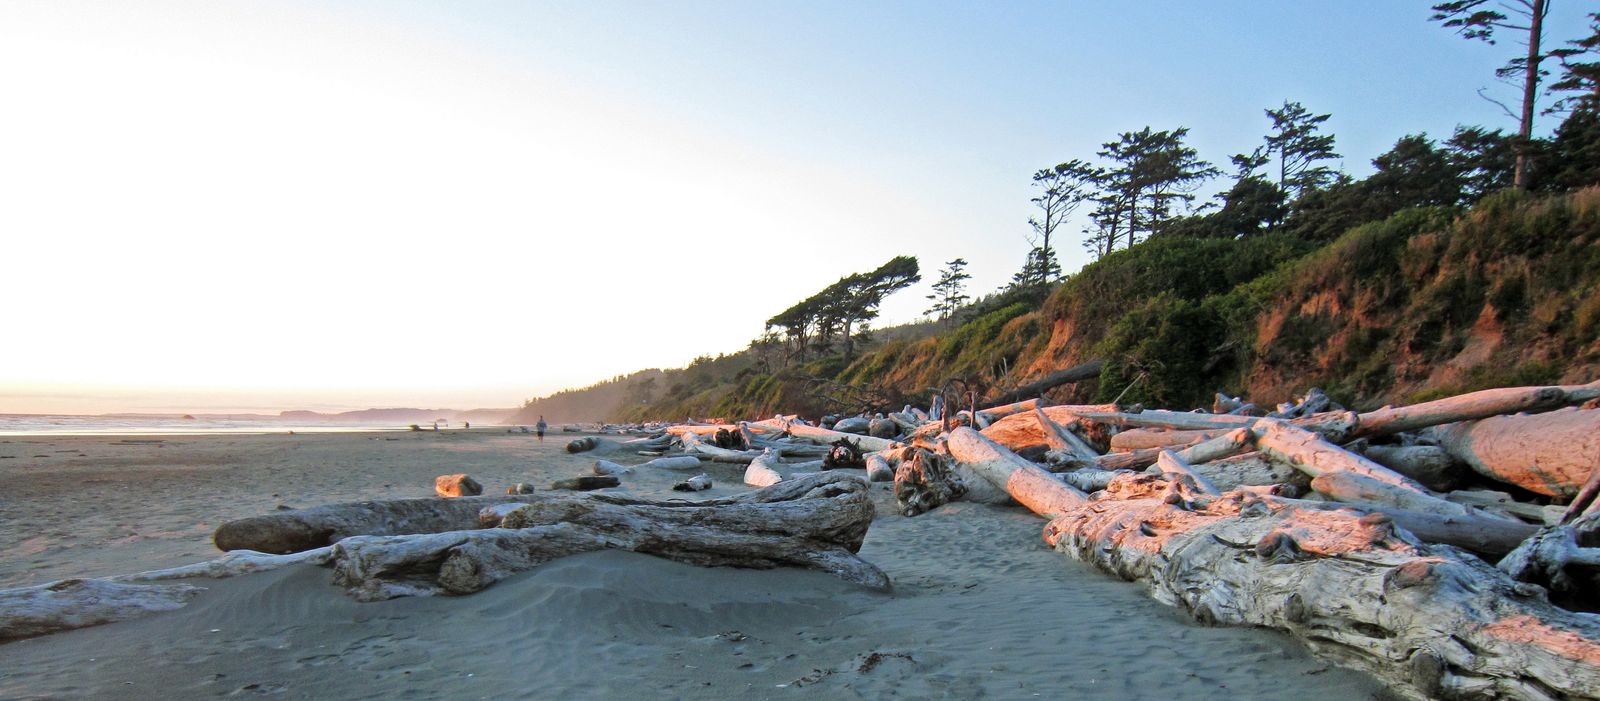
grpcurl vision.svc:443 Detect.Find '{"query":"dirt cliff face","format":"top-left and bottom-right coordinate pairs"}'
top-left (922, 189), bottom-right (1600, 412)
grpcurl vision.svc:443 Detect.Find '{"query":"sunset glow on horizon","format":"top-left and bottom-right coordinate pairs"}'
top-left (1, 1), bottom-right (1572, 415)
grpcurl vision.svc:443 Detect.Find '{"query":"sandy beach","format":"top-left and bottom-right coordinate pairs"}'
top-left (0, 430), bottom-right (1385, 699)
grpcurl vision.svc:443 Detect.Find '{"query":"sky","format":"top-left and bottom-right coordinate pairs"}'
top-left (0, 1), bottom-right (1591, 414)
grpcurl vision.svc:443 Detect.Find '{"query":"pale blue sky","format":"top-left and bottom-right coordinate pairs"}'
top-left (1, 1), bottom-right (1590, 413)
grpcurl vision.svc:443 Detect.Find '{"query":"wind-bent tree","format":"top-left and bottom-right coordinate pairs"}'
top-left (836, 255), bottom-right (921, 358)
top-left (1083, 127), bottom-right (1216, 254)
top-left (1262, 101), bottom-right (1341, 201)
top-left (1019, 160), bottom-right (1100, 286)
top-left (925, 258), bottom-right (972, 325)
top-left (1432, 0), bottom-right (1553, 189)
top-left (1548, 12), bottom-right (1600, 114)
top-left (765, 256), bottom-right (921, 362)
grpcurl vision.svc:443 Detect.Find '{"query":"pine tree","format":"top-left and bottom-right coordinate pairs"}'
top-left (1263, 101), bottom-right (1341, 202)
top-left (924, 258), bottom-right (972, 325)
top-left (1432, 0), bottom-right (1553, 189)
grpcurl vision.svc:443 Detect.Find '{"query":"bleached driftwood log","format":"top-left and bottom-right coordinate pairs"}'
top-left (1178, 451), bottom-right (1306, 492)
top-left (0, 579), bottom-right (203, 643)
top-left (944, 428), bottom-right (1085, 517)
top-left (1432, 406), bottom-right (1600, 498)
top-left (1072, 409), bottom-right (1258, 431)
top-left (681, 430), bottom-right (766, 463)
top-left (1031, 407), bottom-right (1099, 467)
top-left (1109, 428), bottom-right (1226, 451)
top-left (977, 403), bottom-right (1122, 454)
top-left (1357, 380), bottom-right (1600, 436)
top-left (1, 548), bottom-right (335, 642)
top-left (638, 455), bottom-right (703, 471)
top-left (973, 398), bottom-right (1040, 428)
top-left (112, 548), bottom-right (336, 582)
top-left (946, 433), bottom-right (1600, 699)
top-left (327, 472), bottom-right (888, 600)
top-left (1057, 468), bottom-right (1128, 493)
top-left (744, 449), bottom-right (786, 487)
top-left (593, 460), bottom-right (632, 476)
top-left (751, 417), bottom-right (901, 453)
top-left (1041, 480), bottom-right (1600, 699)
top-left (214, 494), bottom-right (554, 554)
top-left (1253, 420), bottom-right (1470, 517)
top-left (1447, 490), bottom-right (1564, 525)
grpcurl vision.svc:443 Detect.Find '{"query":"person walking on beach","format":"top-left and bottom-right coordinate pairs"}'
top-left (536, 416), bottom-right (547, 441)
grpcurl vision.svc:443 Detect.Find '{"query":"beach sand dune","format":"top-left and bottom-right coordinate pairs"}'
top-left (0, 431), bottom-right (1385, 699)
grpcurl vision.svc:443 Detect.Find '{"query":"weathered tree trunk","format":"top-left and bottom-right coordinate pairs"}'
top-left (744, 449), bottom-right (785, 487)
top-left (1432, 407), bottom-right (1600, 498)
top-left (973, 398), bottom-right (1040, 428)
top-left (328, 472), bottom-right (888, 600)
top-left (1447, 490), bottom-right (1564, 525)
top-left (1357, 381), bottom-right (1600, 437)
top-left (1031, 407), bottom-right (1099, 466)
top-left (214, 494), bottom-right (551, 554)
top-left (1499, 512), bottom-right (1600, 606)
top-left (639, 455), bottom-right (703, 471)
top-left (765, 420), bottom-right (900, 453)
top-left (2, 549), bottom-right (334, 642)
top-left (1109, 428), bottom-right (1226, 451)
top-left (680, 430), bottom-right (766, 463)
top-left (1072, 408), bottom-right (1259, 431)
top-left (944, 428), bottom-right (1087, 517)
top-left (1164, 451), bottom-right (1306, 493)
top-left (1253, 420), bottom-right (1430, 494)
top-left (1309, 472), bottom-right (1470, 518)
top-left (0, 579), bottom-right (203, 643)
top-left (1039, 483), bottom-right (1600, 699)
top-left (983, 359), bottom-right (1104, 407)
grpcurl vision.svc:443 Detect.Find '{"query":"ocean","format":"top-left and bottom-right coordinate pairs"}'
top-left (0, 413), bottom-right (416, 436)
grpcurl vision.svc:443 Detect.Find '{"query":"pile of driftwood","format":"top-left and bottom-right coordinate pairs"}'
top-left (569, 381), bottom-right (1600, 698)
top-left (0, 472), bottom-right (883, 642)
top-left (901, 382), bottom-right (1600, 701)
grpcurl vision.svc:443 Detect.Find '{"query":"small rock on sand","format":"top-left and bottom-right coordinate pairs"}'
top-left (435, 474), bottom-right (483, 497)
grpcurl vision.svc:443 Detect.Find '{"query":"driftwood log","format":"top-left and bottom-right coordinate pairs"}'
top-left (983, 359), bottom-right (1104, 407)
top-left (13, 474), bottom-right (885, 638)
top-left (945, 430), bottom-right (1600, 700)
top-left (1432, 406), bottom-right (1600, 498)
top-left (213, 494), bottom-right (551, 554)
top-left (1357, 381), bottom-right (1600, 436)
top-left (327, 472), bottom-right (887, 600)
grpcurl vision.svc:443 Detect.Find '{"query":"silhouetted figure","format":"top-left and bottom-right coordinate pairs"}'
top-left (536, 415), bottom-right (547, 441)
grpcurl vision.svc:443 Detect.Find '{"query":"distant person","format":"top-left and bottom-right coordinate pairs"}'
top-left (536, 416), bottom-right (547, 440)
